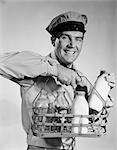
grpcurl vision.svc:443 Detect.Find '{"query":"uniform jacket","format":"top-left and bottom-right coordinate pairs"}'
top-left (0, 50), bottom-right (91, 148)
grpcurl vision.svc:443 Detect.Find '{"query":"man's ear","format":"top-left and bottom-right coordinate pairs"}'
top-left (51, 32), bottom-right (62, 47)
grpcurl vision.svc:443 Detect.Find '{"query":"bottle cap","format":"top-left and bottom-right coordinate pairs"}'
top-left (75, 84), bottom-right (87, 92)
top-left (98, 70), bottom-right (107, 77)
top-left (76, 91), bottom-right (86, 95)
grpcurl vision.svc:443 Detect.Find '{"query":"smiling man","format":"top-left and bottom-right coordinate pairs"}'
top-left (0, 11), bottom-right (115, 150)
top-left (46, 11), bottom-right (87, 89)
top-left (54, 31), bottom-right (84, 66)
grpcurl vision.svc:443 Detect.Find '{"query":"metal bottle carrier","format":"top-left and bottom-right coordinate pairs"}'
top-left (31, 107), bottom-right (108, 138)
top-left (31, 81), bottom-right (110, 138)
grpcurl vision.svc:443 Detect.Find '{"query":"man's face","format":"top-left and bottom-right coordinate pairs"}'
top-left (55, 31), bottom-right (84, 66)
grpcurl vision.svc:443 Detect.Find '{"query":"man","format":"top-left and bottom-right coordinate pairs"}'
top-left (0, 11), bottom-right (115, 150)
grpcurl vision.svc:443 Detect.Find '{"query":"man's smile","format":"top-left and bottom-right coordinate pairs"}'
top-left (64, 49), bottom-right (77, 55)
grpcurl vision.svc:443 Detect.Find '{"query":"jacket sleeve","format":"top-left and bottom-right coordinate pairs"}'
top-left (0, 51), bottom-right (57, 85)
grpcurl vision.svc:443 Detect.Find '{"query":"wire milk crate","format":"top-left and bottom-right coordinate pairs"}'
top-left (31, 80), bottom-right (110, 139)
top-left (31, 107), bottom-right (109, 138)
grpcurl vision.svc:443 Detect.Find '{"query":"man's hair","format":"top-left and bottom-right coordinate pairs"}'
top-left (51, 35), bottom-right (56, 46)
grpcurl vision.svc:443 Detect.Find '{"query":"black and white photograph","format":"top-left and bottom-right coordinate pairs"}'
top-left (0, 0), bottom-right (116, 150)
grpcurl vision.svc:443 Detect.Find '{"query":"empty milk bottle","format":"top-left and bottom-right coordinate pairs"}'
top-left (72, 90), bottom-right (89, 134)
top-left (89, 70), bottom-right (111, 112)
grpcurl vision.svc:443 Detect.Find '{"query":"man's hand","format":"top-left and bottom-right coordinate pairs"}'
top-left (57, 64), bottom-right (81, 89)
top-left (105, 73), bottom-right (116, 89)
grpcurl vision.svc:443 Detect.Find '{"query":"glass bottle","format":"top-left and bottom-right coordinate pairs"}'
top-left (89, 71), bottom-right (111, 112)
top-left (72, 91), bottom-right (89, 134)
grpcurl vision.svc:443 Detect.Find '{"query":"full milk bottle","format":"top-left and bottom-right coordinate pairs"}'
top-left (89, 71), bottom-right (111, 112)
top-left (72, 90), bottom-right (89, 134)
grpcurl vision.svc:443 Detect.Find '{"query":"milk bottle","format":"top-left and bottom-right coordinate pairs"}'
top-left (89, 71), bottom-right (111, 112)
top-left (72, 90), bottom-right (89, 134)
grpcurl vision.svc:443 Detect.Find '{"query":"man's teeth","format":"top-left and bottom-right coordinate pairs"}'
top-left (65, 50), bottom-right (75, 54)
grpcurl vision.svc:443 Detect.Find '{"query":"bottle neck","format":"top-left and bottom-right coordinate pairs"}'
top-left (76, 91), bottom-right (85, 96)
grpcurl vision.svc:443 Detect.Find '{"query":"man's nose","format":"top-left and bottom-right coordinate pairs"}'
top-left (67, 39), bottom-right (75, 48)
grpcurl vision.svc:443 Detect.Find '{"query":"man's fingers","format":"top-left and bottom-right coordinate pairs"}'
top-left (71, 77), bottom-right (77, 89)
top-left (57, 65), bottom-right (82, 88)
top-left (62, 77), bottom-right (70, 85)
top-left (76, 74), bottom-right (82, 83)
top-left (108, 82), bottom-right (116, 88)
top-left (106, 76), bottom-right (116, 83)
top-left (105, 73), bottom-right (116, 88)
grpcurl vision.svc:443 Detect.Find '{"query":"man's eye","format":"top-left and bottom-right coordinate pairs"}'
top-left (61, 35), bottom-right (68, 40)
top-left (76, 37), bottom-right (83, 42)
